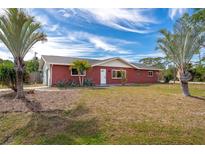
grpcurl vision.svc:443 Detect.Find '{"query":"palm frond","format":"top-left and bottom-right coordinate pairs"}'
top-left (156, 14), bottom-right (205, 71)
top-left (0, 8), bottom-right (47, 59)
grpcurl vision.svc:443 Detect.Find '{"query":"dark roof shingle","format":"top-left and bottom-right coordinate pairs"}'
top-left (42, 55), bottom-right (101, 65)
top-left (41, 55), bottom-right (161, 70)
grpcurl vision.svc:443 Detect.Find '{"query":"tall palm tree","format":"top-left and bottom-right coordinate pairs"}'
top-left (157, 14), bottom-right (205, 96)
top-left (0, 8), bottom-right (47, 98)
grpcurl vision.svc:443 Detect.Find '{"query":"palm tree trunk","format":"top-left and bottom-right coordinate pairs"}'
top-left (180, 81), bottom-right (190, 96)
top-left (15, 58), bottom-right (25, 99)
top-left (16, 68), bottom-right (24, 98)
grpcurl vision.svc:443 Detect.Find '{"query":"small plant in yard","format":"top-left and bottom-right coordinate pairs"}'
top-left (56, 80), bottom-right (68, 88)
top-left (56, 79), bottom-right (94, 88)
top-left (83, 78), bottom-right (95, 87)
top-left (56, 80), bottom-right (79, 88)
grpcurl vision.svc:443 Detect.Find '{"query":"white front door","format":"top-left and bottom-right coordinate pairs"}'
top-left (100, 69), bottom-right (106, 85)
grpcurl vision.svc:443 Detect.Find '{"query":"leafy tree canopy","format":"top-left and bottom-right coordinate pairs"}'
top-left (192, 9), bottom-right (205, 22)
top-left (72, 60), bottom-right (91, 75)
top-left (25, 59), bottom-right (39, 73)
top-left (139, 57), bottom-right (167, 69)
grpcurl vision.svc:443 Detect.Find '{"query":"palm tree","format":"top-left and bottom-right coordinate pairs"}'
top-left (157, 14), bottom-right (205, 96)
top-left (0, 8), bottom-right (47, 98)
top-left (72, 60), bottom-right (91, 86)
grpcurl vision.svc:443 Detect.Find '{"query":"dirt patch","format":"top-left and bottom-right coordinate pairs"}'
top-left (0, 89), bottom-right (81, 112)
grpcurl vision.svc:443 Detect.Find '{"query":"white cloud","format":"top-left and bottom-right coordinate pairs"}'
top-left (123, 52), bottom-right (165, 62)
top-left (168, 8), bottom-right (188, 20)
top-left (58, 9), bottom-right (71, 18)
top-left (67, 31), bottom-right (132, 54)
top-left (24, 36), bottom-right (95, 60)
top-left (0, 9), bottom-right (5, 15)
top-left (0, 43), bottom-right (13, 60)
top-left (89, 37), bottom-right (116, 51)
top-left (57, 9), bottom-right (157, 33)
top-left (48, 24), bottom-right (59, 32)
top-left (34, 14), bottom-right (50, 26)
top-left (0, 51), bottom-right (12, 60)
top-left (28, 9), bottom-right (61, 33)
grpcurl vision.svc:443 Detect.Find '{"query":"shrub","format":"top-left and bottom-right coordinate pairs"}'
top-left (83, 78), bottom-right (95, 87)
top-left (192, 65), bottom-right (205, 82)
top-left (0, 60), bottom-right (34, 90)
top-left (56, 80), bottom-right (68, 88)
top-left (56, 79), bottom-right (94, 88)
top-left (56, 80), bottom-right (79, 88)
top-left (0, 60), bottom-right (16, 91)
top-left (163, 67), bottom-right (175, 83)
top-left (67, 80), bottom-right (79, 87)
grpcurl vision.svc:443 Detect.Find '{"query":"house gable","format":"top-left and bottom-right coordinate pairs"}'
top-left (92, 58), bottom-right (135, 68)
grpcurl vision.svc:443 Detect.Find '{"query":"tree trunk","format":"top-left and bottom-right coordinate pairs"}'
top-left (15, 57), bottom-right (25, 99)
top-left (177, 68), bottom-right (192, 97)
top-left (180, 81), bottom-right (190, 96)
top-left (16, 69), bottom-right (24, 98)
top-left (173, 67), bottom-right (176, 84)
top-left (78, 76), bottom-right (82, 86)
top-left (81, 76), bottom-right (84, 86)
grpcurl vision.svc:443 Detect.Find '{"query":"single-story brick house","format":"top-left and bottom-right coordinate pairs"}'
top-left (39, 55), bottom-right (161, 86)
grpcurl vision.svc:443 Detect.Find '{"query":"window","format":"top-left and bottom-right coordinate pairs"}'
top-left (148, 71), bottom-right (153, 77)
top-left (112, 70), bottom-right (126, 79)
top-left (71, 68), bottom-right (86, 76)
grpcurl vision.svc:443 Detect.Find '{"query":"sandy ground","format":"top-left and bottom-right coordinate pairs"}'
top-left (0, 89), bottom-right (80, 112)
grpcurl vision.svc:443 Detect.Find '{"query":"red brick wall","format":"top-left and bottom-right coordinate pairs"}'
top-left (51, 64), bottom-right (159, 85)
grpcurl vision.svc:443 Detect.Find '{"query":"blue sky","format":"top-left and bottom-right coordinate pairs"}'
top-left (0, 8), bottom-right (199, 62)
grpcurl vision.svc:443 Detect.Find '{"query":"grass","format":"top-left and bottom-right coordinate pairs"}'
top-left (0, 83), bottom-right (205, 144)
top-left (0, 84), bottom-right (7, 89)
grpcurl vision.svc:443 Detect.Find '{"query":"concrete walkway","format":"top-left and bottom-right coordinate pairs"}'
top-left (169, 81), bottom-right (205, 84)
top-left (0, 86), bottom-right (48, 92)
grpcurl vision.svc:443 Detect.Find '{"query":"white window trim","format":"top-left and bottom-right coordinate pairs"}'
top-left (112, 69), bottom-right (126, 79)
top-left (148, 71), bottom-right (153, 77)
top-left (71, 68), bottom-right (86, 76)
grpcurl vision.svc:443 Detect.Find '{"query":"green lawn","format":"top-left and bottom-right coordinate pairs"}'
top-left (0, 84), bottom-right (205, 144)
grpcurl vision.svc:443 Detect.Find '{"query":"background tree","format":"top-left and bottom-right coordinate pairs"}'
top-left (139, 57), bottom-right (166, 69)
top-left (189, 64), bottom-right (205, 81)
top-left (192, 9), bottom-right (205, 65)
top-left (157, 14), bottom-right (205, 96)
top-left (0, 60), bottom-right (16, 91)
top-left (0, 9), bottom-right (47, 98)
top-left (25, 58), bottom-right (39, 73)
top-left (72, 60), bottom-right (91, 86)
top-left (163, 65), bottom-right (176, 83)
top-left (192, 9), bottom-right (205, 22)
